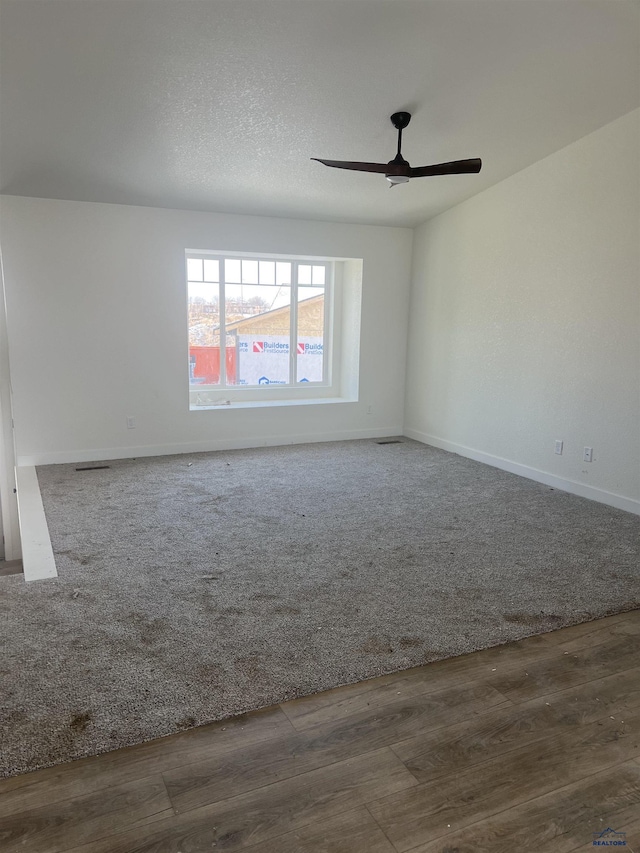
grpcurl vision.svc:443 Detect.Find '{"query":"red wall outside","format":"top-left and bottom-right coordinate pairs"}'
top-left (189, 346), bottom-right (236, 384)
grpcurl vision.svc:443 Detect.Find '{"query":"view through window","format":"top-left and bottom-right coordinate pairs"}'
top-left (187, 254), bottom-right (330, 391)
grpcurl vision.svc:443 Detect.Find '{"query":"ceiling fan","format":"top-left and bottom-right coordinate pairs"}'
top-left (312, 112), bottom-right (482, 187)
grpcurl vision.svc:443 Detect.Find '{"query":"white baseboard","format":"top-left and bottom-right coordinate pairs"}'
top-left (404, 428), bottom-right (640, 516)
top-left (15, 467), bottom-right (58, 581)
top-left (17, 425), bottom-right (403, 467)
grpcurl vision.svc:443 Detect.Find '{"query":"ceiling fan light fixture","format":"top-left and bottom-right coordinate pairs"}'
top-left (386, 174), bottom-right (410, 186)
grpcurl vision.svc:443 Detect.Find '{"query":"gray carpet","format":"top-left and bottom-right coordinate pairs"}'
top-left (1, 438), bottom-right (638, 777)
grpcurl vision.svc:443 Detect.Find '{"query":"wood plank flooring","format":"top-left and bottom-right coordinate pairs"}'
top-left (1, 610), bottom-right (639, 853)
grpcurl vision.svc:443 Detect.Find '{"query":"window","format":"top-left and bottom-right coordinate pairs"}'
top-left (187, 252), bottom-right (334, 407)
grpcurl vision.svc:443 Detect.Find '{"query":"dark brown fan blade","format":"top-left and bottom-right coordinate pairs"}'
top-left (312, 158), bottom-right (395, 175)
top-left (409, 158), bottom-right (482, 178)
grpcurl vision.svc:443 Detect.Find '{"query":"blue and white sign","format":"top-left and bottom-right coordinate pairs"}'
top-left (237, 335), bottom-right (289, 385)
top-left (237, 334), bottom-right (323, 386)
top-left (297, 337), bottom-right (324, 383)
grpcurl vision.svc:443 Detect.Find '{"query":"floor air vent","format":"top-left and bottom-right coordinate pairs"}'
top-left (376, 440), bottom-right (403, 445)
top-left (75, 465), bottom-right (111, 471)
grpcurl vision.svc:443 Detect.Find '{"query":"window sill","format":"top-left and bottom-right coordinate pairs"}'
top-left (190, 395), bottom-right (354, 411)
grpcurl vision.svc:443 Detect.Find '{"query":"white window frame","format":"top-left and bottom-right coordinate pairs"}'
top-left (186, 250), bottom-right (340, 409)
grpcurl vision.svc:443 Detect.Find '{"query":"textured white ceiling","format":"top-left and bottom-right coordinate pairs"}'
top-left (1, 0), bottom-right (638, 227)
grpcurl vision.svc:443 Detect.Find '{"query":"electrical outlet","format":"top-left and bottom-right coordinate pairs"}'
top-left (583, 446), bottom-right (593, 463)
top-left (366, 405), bottom-right (373, 415)
top-left (554, 440), bottom-right (563, 455)
top-left (126, 416), bottom-right (136, 429)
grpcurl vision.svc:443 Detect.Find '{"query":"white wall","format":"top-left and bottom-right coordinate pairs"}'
top-left (405, 109), bottom-right (640, 513)
top-left (0, 197), bottom-right (412, 464)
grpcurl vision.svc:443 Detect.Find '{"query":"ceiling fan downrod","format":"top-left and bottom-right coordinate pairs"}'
top-left (387, 112), bottom-right (412, 185)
